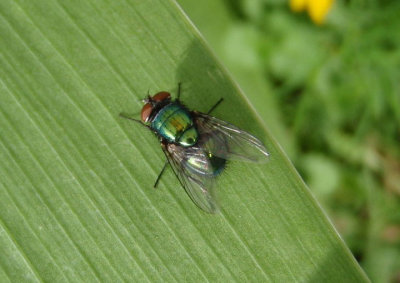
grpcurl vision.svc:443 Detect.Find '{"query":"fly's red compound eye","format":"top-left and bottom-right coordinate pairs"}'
top-left (152, 91), bottom-right (171, 102)
top-left (141, 103), bottom-right (152, 122)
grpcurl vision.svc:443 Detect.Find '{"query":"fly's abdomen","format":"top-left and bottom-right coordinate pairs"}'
top-left (151, 103), bottom-right (198, 146)
top-left (183, 132), bottom-right (227, 177)
top-left (185, 154), bottom-right (226, 177)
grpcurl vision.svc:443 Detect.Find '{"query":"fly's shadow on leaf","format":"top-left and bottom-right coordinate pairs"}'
top-left (175, 40), bottom-right (267, 143)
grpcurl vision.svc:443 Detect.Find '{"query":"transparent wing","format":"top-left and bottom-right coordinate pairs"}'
top-left (162, 143), bottom-right (219, 213)
top-left (194, 112), bottom-right (269, 163)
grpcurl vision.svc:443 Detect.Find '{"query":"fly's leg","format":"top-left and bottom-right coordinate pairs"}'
top-left (154, 160), bottom-right (169, 188)
top-left (119, 113), bottom-right (151, 129)
top-left (177, 82), bottom-right (182, 100)
top-left (207, 98), bottom-right (224, 114)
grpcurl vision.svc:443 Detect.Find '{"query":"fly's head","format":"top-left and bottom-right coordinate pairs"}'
top-left (140, 91), bottom-right (171, 123)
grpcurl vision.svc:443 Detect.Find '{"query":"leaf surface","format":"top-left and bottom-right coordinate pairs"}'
top-left (0, 0), bottom-right (368, 281)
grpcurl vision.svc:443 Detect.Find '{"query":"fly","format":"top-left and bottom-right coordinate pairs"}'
top-left (120, 83), bottom-right (269, 213)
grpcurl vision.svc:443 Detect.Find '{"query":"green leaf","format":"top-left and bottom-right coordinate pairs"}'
top-left (0, 0), bottom-right (369, 282)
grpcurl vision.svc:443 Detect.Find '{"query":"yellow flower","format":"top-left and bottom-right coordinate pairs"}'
top-left (290, 0), bottom-right (334, 25)
top-left (290, 0), bottom-right (308, 12)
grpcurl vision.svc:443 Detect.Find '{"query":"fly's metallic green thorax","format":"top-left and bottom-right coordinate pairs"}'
top-left (150, 102), bottom-right (199, 147)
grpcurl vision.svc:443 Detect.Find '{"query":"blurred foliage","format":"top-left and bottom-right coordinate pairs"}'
top-left (178, 0), bottom-right (400, 282)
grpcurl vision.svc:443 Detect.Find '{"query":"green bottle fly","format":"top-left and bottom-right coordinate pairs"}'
top-left (121, 86), bottom-right (269, 213)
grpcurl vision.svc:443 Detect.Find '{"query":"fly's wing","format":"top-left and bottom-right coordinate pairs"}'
top-left (162, 143), bottom-right (219, 213)
top-left (194, 112), bottom-right (269, 163)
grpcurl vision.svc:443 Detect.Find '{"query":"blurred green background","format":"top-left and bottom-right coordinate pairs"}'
top-left (177, 0), bottom-right (400, 282)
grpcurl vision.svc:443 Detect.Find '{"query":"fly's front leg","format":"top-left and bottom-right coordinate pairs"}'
top-left (119, 113), bottom-right (151, 129)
